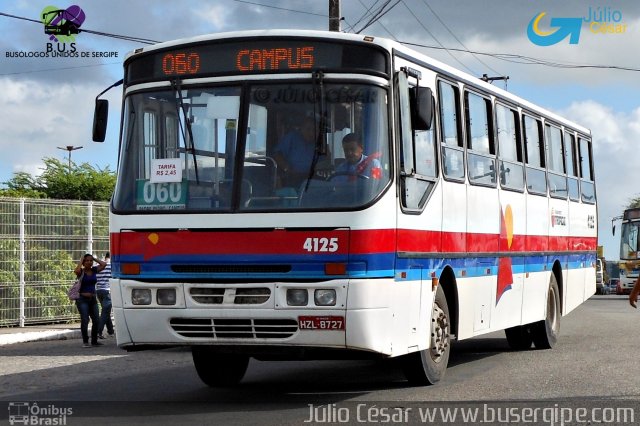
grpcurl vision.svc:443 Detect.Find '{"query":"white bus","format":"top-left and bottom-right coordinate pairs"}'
top-left (93, 30), bottom-right (597, 387)
top-left (617, 207), bottom-right (640, 293)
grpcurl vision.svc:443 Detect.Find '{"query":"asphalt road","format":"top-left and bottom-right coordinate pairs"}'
top-left (1, 295), bottom-right (639, 425)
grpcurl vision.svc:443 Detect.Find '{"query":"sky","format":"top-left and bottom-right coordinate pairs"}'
top-left (1, 0), bottom-right (639, 260)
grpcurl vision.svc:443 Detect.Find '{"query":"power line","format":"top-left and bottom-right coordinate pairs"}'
top-left (351, 0), bottom-right (383, 31)
top-left (400, 40), bottom-right (640, 72)
top-left (353, 0), bottom-right (398, 40)
top-left (231, 0), bottom-right (327, 17)
top-left (356, 0), bottom-right (401, 34)
top-left (0, 62), bottom-right (121, 77)
top-left (0, 11), bottom-right (159, 44)
top-left (400, 1), bottom-right (477, 75)
top-left (419, 0), bottom-right (502, 77)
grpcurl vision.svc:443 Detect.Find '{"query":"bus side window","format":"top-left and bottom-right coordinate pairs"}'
top-left (578, 137), bottom-right (596, 203)
top-left (545, 123), bottom-right (568, 198)
top-left (465, 91), bottom-right (496, 186)
top-left (438, 80), bottom-right (464, 180)
top-left (523, 115), bottom-right (547, 194)
top-left (564, 131), bottom-right (580, 201)
top-left (397, 70), bottom-right (436, 212)
top-left (496, 103), bottom-right (524, 190)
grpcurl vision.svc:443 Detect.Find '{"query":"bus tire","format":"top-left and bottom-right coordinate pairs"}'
top-left (192, 346), bottom-right (249, 387)
top-left (401, 284), bottom-right (450, 385)
top-left (505, 325), bottom-right (532, 350)
top-left (531, 274), bottom-right (560, 349)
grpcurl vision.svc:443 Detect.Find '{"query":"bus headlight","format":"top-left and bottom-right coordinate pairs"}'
top-left (132, 289), bottom-right (152, 305)
top-left (314, 289), bottom-right (336, 306)
top-left (286, 289), bottom-right (308, 306)
top-left (157, 288), bottom-right (176, 305)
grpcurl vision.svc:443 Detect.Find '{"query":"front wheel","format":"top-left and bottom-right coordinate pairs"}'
top-left (401, 285), bottom-right (451, 385)
top-left (192, 346), bottom-right (249, 387)
top-left (530, 274), bottom-right (561, 349)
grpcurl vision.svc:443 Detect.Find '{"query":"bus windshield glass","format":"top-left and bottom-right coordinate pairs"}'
top-left (112, 82), bottom-right (390, 212)
top-left (620, 220), bottom-right (640, 260)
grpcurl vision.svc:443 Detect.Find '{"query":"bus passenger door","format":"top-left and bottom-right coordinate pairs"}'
top-left (395, 66), bottom-right (441, 350)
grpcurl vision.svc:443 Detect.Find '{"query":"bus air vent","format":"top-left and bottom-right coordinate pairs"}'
top-left (169, 318), bottom-right (298, 339)
top-left (172, 264), bottom-right (291, 273)
top-left (189, 287), bottom-right (271, 304)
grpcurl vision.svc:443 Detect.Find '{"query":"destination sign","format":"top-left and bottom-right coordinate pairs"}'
top-left (125, 39), bottom-right (388, 84)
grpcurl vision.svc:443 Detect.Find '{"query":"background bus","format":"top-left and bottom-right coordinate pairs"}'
top-left (94, 30), bottom-right (597, 387)
top-left (616, 207), bottom-right (640, 294)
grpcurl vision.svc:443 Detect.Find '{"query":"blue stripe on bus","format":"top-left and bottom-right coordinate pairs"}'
top-left (113, 252), bottom-right (595, 280)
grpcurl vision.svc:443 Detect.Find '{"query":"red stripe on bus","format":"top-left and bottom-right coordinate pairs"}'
top-left (111, 229), bottom-right (596, 257)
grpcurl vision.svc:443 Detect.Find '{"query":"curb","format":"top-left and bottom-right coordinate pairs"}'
top-left (0, 329), bottom-right (81, 346)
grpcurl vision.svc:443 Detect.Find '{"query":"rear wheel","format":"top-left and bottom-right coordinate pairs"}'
top-left (530, 274), bottom-right (561, 349)
top-left (401, 285), bottom-right (451, 385)
top-left (505, 325), bottom-right (532, 350)
top-left (192, 346), bottom-right (249, 387)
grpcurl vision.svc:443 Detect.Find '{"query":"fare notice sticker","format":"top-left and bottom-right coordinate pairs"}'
top-left (298, 316), bottom-right (345, 330)
top-left (150, 158), bottom-right (182, 183)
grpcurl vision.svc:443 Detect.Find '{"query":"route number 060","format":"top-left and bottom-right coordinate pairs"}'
top-left (303, 237), bottom-right (338, 253)
top-left (142, 181), bottom-right (182, 203)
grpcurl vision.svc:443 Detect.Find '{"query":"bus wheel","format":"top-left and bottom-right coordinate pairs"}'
top-left (401, 284), bottom-right (451, 385)
top-left (505, 325), bottom-right (532, 350)
top-left (192, 346), bottom-right (249, 387)
top-left (530, 274), bottom-right (560, 349)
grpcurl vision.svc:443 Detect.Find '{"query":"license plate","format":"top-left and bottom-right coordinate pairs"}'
top-left (298, 316), bottom-right (345, 330)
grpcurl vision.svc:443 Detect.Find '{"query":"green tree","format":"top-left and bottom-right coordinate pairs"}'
top-left (628, 196), bottom-right (640, 209)
top-left (0, 158), bottom-right (115, 201)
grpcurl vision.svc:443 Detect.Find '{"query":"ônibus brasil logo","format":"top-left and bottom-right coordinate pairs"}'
top-left (41, 5), bottom-right (85, 43)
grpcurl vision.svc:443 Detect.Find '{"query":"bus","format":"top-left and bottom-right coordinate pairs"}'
top-left (617, 207), bottom-right (640, 293)
top-left (93, 30), bottom-right (597, 387)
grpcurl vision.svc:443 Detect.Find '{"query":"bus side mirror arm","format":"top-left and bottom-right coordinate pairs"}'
top-left (92, 79), bottom-right (123, 143)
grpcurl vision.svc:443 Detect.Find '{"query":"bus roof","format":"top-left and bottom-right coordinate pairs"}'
top-left (125, 29), bottom-right (591, 136)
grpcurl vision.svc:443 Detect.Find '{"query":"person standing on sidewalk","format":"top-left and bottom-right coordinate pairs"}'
top-left (74, 253), bottom-right (107, 348)
top-left (96, 252), bottom-right (114, 339)
top-left (629, 275), bottom-right (640, 308)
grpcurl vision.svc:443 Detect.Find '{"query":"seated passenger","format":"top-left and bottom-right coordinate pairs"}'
top-left (273, 115), bottom-right (316, 188)
top-left (333, 133), bottom-right (382, 181)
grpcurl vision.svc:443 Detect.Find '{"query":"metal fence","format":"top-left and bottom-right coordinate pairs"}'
top-left (0, 197), bottom-right (109, 327)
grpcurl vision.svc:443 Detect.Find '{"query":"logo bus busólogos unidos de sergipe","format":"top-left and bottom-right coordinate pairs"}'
top-left (41, 5), bottom-right (85, 43)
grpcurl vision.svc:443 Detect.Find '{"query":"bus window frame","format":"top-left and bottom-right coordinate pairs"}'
top-left (436, 77), bottom-right (465, 183)
top-left (522, 112), bottom-right (548, 196)
top-left (544, 121), bottom-right (568, 200)
top-left (494, 100), bottom-right (525, 193)
top-left (578, 135), bottom-right (596, 204)
top-left (563, 129), bottom-right (580, 202)
top-left (396, 69), bottom-right (439, 214)
top-left (464, 88), bottom-right (496, 188)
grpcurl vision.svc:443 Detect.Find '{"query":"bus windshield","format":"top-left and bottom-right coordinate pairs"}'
top-left (620, 221), bottom-right (640, 260)
top-left (113, 82), bottom-right (390, 212)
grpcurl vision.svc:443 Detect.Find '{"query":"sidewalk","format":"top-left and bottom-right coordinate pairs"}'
top-left (0, 323), bottom-right (81, 345)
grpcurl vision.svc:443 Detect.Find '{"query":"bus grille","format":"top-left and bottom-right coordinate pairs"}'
top-left (170, 318), bottom-right (298, 339)
top-left (189, 287), bottom-right (271, 305)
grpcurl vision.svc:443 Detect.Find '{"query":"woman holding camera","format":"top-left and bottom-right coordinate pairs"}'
top-left (74, 253), bottom-right (107, 348)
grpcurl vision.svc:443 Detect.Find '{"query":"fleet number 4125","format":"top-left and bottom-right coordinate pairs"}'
top-left (303, 237), bottom-right (338, 252)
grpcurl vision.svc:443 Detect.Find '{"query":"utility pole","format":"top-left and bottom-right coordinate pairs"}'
top-left (329, 0), bottom-right (341, 31)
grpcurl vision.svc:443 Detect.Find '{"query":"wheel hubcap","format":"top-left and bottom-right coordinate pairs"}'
top-left (430, 302), bottom-right (450, 362)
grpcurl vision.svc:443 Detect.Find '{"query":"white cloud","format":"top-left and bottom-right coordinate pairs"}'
top-left (0, 77), bottom-right (118, 182)
top-left (199, 5), bottom-right (232, 31)
top-left (556, 101), bottom-right (640, 260)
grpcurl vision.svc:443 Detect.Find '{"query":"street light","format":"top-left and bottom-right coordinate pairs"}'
top-left (56, 145), bottom-right (83, 169)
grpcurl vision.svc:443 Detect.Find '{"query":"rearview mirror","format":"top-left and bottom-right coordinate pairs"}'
top-left (92, 99), bottom-right (108, 142)
top-left (410, 86), bottom-right (433, 130)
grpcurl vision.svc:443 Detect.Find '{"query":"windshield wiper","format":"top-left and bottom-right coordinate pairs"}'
top-left (171, 79), bottom-right (199, 184)
top-left (304, 71), bottom-right (327, 191)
